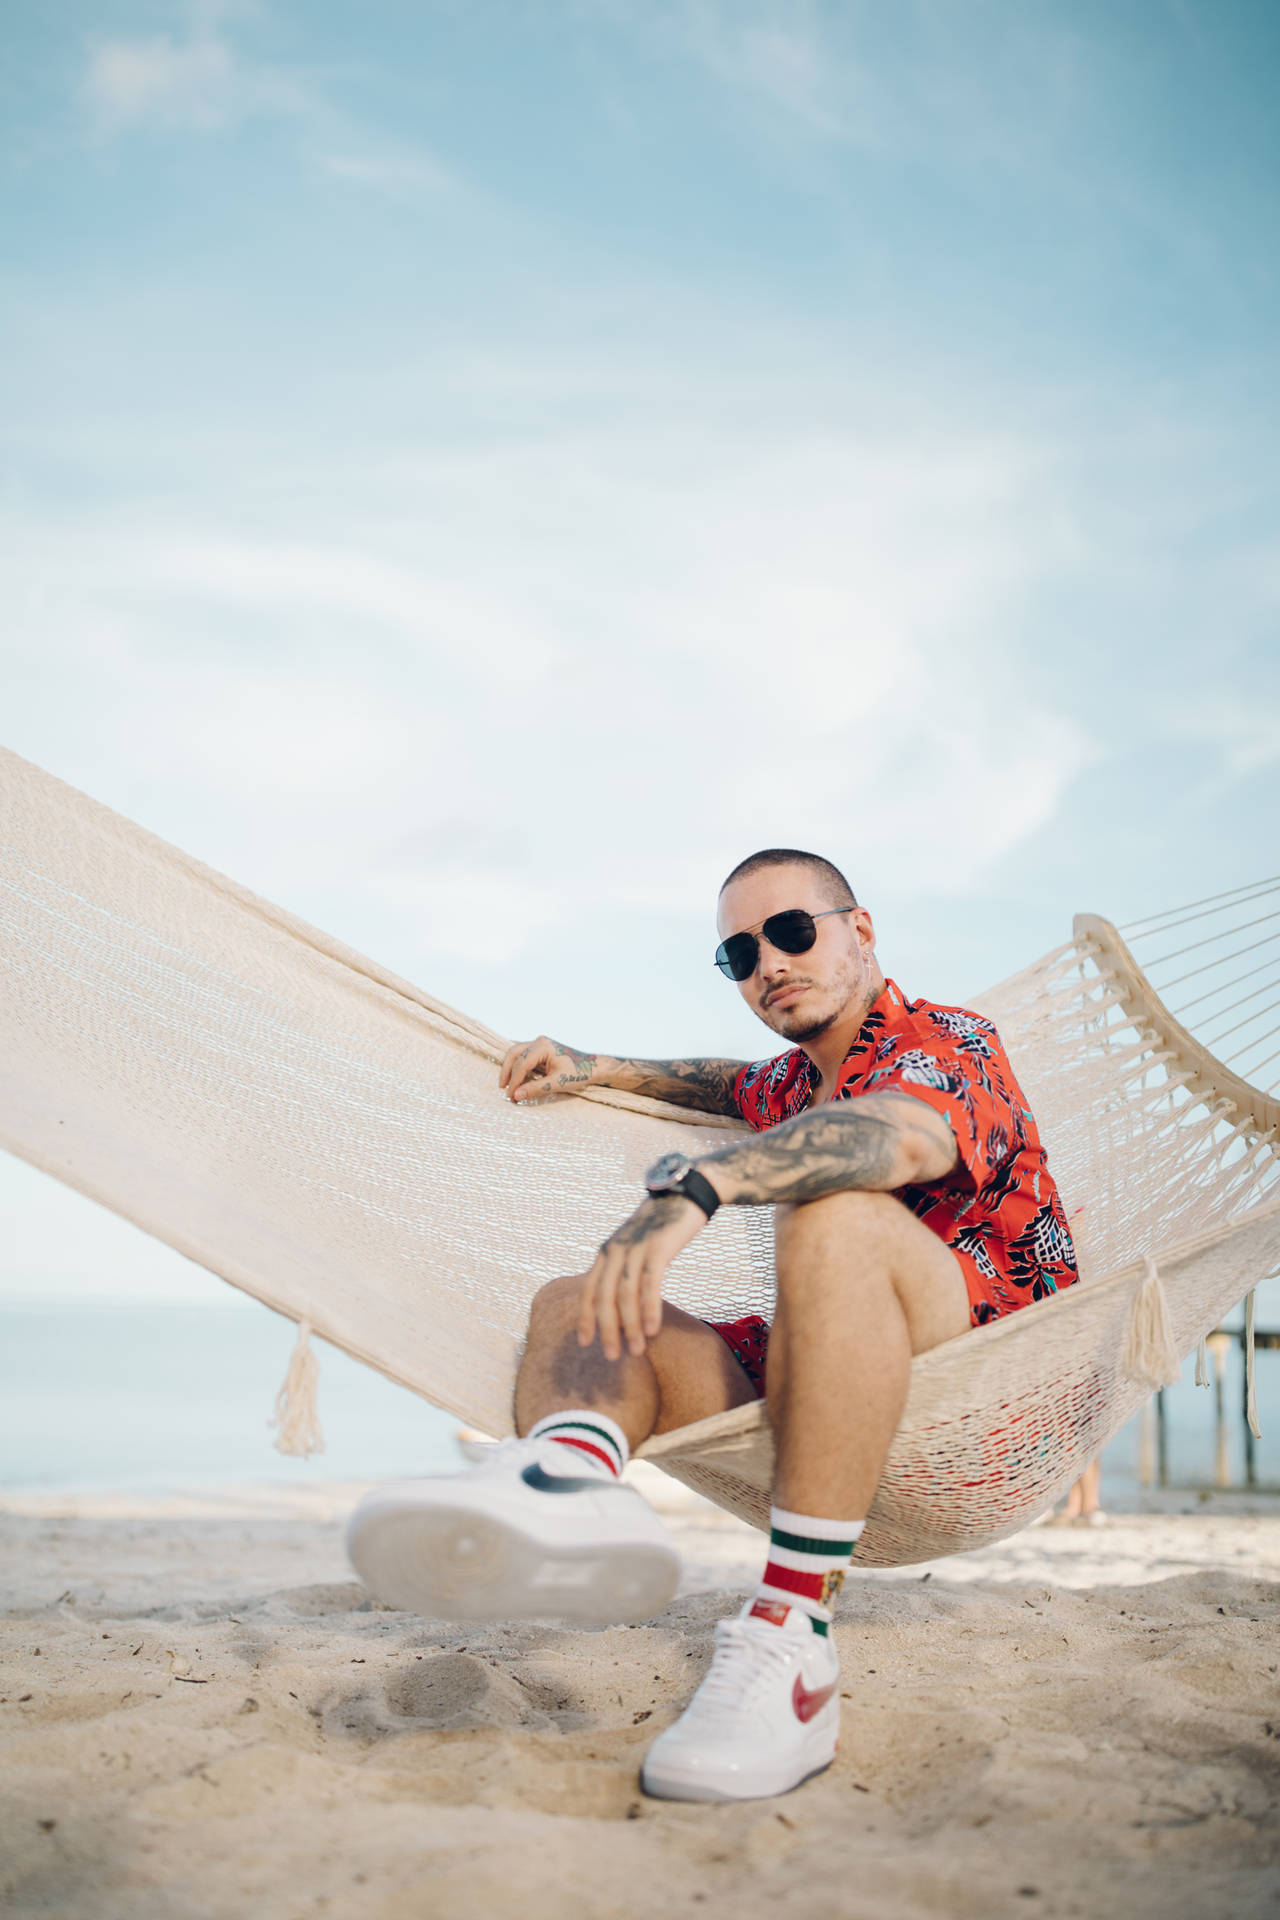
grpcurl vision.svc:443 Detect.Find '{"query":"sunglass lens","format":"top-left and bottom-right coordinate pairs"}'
top-left (762, 909), bottom-right (818, 954)
top-left (715, 932), bottom-right (758, 981)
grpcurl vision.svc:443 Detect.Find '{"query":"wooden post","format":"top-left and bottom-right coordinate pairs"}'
top-left (1242, 1326), bottom-right (1257, 1489)
top-left (1211, 1332), bottom-right (1230, 1488)
top-left (1138, 1394), bottom-right (1156, 1488)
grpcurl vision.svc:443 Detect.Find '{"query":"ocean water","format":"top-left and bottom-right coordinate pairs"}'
top-left (1, 1292), bottom-right (1277, 1496)
top-left (0, 1298), bottom-right (462, 1491)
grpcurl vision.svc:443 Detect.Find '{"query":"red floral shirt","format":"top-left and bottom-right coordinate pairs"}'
top-left (732, 979), bottom-right (1078, 1324)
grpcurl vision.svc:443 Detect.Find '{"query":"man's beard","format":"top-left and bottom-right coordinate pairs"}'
top-left (765, 992), bottom-right (836, 1042)
top-left (764, 961), bottom-right (875, 1043)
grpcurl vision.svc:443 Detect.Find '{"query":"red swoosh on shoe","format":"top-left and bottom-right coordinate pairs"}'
top-left (792, 1674), bottom-right (837, 1724)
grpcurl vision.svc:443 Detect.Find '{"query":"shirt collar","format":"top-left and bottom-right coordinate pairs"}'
top-left (795, 977), bottom-right (904, 1103)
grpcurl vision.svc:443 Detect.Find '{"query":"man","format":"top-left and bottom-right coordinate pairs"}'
top-left (347, 848), bottom-right (1077, 1802)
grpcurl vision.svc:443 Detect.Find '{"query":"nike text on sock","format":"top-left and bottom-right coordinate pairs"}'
top-left (752, 1505), bottom-right (865, 1636)
top-left (527, 1411), bottom-right (630, 1479)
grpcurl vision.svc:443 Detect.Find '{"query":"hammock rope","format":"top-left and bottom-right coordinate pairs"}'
top-left (1, 744), bottom-right (1277, 1565)
top-left (1119, 874), bottom-right (1280, 937)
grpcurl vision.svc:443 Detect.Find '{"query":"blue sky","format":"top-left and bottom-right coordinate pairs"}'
top-left (2, 0), bottom-right (1278, 1298)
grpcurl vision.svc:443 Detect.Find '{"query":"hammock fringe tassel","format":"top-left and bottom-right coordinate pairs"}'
top-left (1194, 1338), bottom-right (1210, 1388)
top-left (271, 1319), bottom-right (325, 1458)
top-left (1122, 1257), bottom-right (1181, 1392)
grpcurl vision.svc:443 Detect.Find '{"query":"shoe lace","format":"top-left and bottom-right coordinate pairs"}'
top-left (691, 1620), bottom-right (796, 1717)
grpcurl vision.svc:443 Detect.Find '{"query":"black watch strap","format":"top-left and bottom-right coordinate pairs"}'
top-left (672, 1167), bottom-right (721, 1220)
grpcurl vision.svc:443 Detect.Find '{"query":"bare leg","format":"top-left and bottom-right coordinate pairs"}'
top-left (514, 1273), bottom-right (758, 1450)
top-left (1062, 1456), bottom-right (1103, 1519)
top-left (765, 1190), bottom-right (971, 1516)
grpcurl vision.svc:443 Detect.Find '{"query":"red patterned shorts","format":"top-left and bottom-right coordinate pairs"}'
top-left (704, 1313), bottom-right (771, 1398)
top-left (707, 1270), bottom-right (1038, 1398)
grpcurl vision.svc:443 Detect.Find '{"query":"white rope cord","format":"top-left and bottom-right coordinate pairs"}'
top-left (1204, 1119), bottom-right (1249, 1165)
top-left (1222, 1019), bottom-right (1280, 1064)
top-left (1129, 897), bottom-right (1280, 957)
top-left (1200, 986), bottom-right (1280, 1047)
top-left (1142, 907), bottom-right (1280, 973)
top-left (1119, 874), bottom-right (1280, 936)
top-left (1229, 1133), bottom-right (1279, 1210)
top-left (1173, 953), bottom-right (1280, 1018)
top-left (1190, 1115), bottom-right (1253, 1195)
top-left (1234, 1041), bottom-right (1280, 1084)
top-left (1123, 1056), bottom-right (1186, 1099)
top-left (1158, 928), bottom-right (1280, 995)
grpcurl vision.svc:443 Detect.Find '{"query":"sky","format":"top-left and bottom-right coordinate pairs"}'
top-left (2, 0), bottom-right (1279, 1301)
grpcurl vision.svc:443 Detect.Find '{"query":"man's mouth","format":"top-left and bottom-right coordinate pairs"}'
top-left (765, 984), bottom-right (809, 1009)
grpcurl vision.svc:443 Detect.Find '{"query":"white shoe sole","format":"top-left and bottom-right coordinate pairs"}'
top-left (347, 1491), bottom-right (681, 1625)
top-left (641, 1745), bottom-right (836, 1803)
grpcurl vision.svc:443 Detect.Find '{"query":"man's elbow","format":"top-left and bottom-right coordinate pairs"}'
top-left (899, 1122), bottom-right (958, 1187)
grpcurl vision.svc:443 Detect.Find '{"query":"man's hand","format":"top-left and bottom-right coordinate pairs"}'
top-left (577, 1193), bottom-right (709, 1361)
top-left (500, 1035), bottom-right (596, 1103)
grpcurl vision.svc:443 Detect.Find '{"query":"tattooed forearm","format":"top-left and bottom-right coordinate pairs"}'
top-left (556, 1043), bottom-right (596, 1086)
top-left (503, 1037), bottom-right (745, 1111)
top-left (599, 1194), bottom-right (689, 1249)
top-left (591, 1056), bottom-right (748, 1116)
top-left (699, 1092), bottom-right (958, 1206)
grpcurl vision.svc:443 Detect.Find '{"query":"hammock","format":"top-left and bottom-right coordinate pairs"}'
top-left (2, 746), bottom-right (1277, 1566)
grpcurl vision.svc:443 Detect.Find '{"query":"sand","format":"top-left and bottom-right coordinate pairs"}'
top-left (2, 1468), bottom-right (1278, 1920)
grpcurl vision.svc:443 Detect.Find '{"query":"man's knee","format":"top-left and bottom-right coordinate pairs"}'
top-left (775, 1190), bottom-right (969, 1350)
top-left (773, 1191), bottom-right (917, 1312)
top-left (527, 1272), bottom-right (585, 1334)
top-left (775, 1188), bottom-right (901, 1255)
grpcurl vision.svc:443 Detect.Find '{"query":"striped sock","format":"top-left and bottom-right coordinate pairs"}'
top-left (751, 1505), bottom-right (865, 1637)
top-left (527, 1410), bottom-right (629, 1480)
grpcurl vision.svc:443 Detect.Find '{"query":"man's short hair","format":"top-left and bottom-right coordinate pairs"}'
top-left (719, 848), bottom-right (858, 911)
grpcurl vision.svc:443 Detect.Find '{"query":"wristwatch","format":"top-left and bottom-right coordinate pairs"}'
top-left (644, 1151), bottom-right (721, 1221)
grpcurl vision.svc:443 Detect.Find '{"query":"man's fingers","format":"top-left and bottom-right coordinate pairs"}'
top-left (503, 1038), bottom-right (556, 1099)
top-left (640, 1261), bottom-right (666, 1340)
top-left (576, 1259), bottom-right (602, 1349)
top-left (593, 1248), bottom-right (628, 1362)
top-left (511, 1068), bottom-right (567, 1104)
top-left (615, 1256), bottom-right (647, 1358)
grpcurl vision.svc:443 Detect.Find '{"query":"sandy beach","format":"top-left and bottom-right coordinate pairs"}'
top-left (3, 1467), bottom-right (1278, 1920)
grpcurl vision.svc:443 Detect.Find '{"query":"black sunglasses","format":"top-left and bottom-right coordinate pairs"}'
top-left (714, 907), bottom-right (853, 982)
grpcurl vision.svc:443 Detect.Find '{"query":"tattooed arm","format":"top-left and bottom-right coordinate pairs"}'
top-left (577, 1091), bottom-right (959, 1359)
top-left (499, 1036), bottom-right (746, 1117)
top-left (697, 1090), bottom-right (958, 1204)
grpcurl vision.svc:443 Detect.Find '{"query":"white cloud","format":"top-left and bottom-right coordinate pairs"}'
top-left (84, 20), bottom-right (274, 133)
top-left (316, 149), bottom-right (454, 196)
top-left (1164, 695), bottom-right (1280, 788)
top-left (1, 372), bottom-right (1094, 959)
top-left (680, 8), bottom-right (858, 140)
top-left (79, 9), bottom-right (452, 198)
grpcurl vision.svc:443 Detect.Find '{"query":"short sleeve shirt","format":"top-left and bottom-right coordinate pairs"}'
top-left (732, 979), bottom-right (1078, 1324)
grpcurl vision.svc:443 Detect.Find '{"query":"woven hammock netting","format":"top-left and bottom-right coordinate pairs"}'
top-left (2, 745), bottom-right (1278, 1567)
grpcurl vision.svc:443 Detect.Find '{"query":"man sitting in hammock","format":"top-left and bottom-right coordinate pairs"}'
top-left (348, 848), bottom-right (1078, 1803)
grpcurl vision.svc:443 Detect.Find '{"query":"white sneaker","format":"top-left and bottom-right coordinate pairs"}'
top-left (641, 1600), bottom-right (841, 1802)
top-left (346, 1438), bottom-right (681, 1625)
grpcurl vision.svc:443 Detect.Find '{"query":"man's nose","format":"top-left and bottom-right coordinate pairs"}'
top-left (757, 944), bottom-right (793, 982)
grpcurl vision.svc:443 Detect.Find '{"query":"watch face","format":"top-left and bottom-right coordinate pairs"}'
top-left (645, 1151), bottom-right (691, 1192)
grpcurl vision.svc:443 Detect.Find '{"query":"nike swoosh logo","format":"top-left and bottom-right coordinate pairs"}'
top-left (521, 1463), bottom-right (606, 1495)
top-left (792, 1674), bottom-right (837, 1724)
